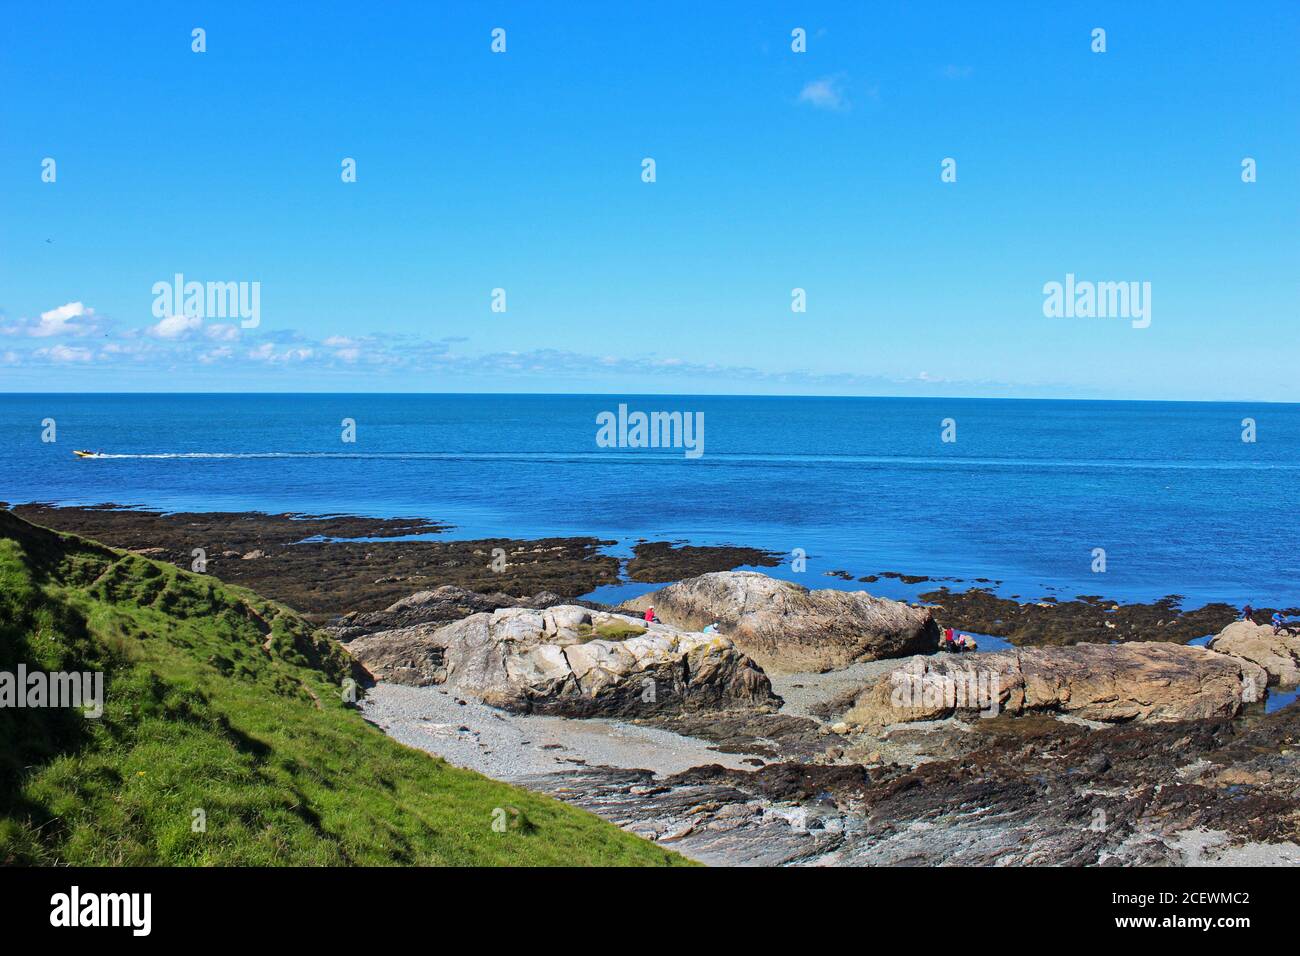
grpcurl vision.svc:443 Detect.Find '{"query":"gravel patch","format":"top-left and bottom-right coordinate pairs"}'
top-left (359, 683), bottom-right (763, 781)
top-left (769, 660), bottom-right (900, 720)
top-left (1174, 828), bottom-right (1300, 866)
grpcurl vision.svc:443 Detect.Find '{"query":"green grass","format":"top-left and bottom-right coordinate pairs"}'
top-left (0, 511), bottom-right (690, 866)
top-left (576, 621), bottom-right (648, 643)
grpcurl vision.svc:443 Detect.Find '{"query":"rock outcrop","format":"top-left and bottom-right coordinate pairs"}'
top-left (620, 571), bottom-right (937, 673)
top-left (1208, 620), bottom-right (1300, 687)
top-left (842, 642), bottom-right (1268, 729)
top-left (346, 605), bottom-right (778, 717)
top-left (327, 584), bottom-right (567, 641)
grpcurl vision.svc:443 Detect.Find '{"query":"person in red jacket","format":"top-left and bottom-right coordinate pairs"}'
top-left (644, 606), bottom-right (657, 624)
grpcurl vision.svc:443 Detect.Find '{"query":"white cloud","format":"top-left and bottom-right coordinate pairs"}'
top-left (248, 342), bottom-right (313, 363)
top-left (1, 301), bottom-right (101, 338)
top-left (36, 344), bottom-right (93, 362)
top-left (798, 76), bottom-right (848, 111)
top-left (205, 323), bottom-right (240, 342)
top-left (35, 302), bottom-right (94, 336)
top-left (149, 314), bottom-right (203, 339)
top-left (102, 342), bottom-right (144, 356)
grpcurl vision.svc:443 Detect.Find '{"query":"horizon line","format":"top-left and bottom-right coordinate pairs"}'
top-left (2, 391), bottom-right (1296, 406)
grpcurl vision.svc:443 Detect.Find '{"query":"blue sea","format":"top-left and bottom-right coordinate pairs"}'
top-left (3, 394), bottom-right (1298, 610)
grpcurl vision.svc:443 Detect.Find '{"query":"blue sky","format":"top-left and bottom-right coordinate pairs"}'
top-left (1, 1), bottom-right (1296, 399)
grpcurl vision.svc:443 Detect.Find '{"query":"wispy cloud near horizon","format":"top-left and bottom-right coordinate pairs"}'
top-left (0, 299), bottom-right (1086, 397)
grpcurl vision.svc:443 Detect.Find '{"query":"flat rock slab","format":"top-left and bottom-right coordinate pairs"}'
top-left (843, 641), bottom-right (1268, 729)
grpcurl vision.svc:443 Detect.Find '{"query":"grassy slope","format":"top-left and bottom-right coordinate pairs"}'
top-left (0, 511), bottom-right (687, 866)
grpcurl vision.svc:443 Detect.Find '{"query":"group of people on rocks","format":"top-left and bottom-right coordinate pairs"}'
top-left (642, 606), bottom-right (721, 634)
top-left (1241, 605), bottom-right (1295, 636)
top-left (940, 627), bottom-right (977, 652)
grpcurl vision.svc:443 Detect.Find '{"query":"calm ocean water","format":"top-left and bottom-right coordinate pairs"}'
top-left (3, 394), bottom-right (1297, 609)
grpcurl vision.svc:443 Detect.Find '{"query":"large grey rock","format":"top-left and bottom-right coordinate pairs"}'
top-left (620, 571), bottom-right (937, 673)
top-left (345, 605), bottom-right (778, 717)
top-left (842, 642), bottom-right (1268, 729)
top-left (345, 623), bottom-right (448, 686)
top-left (1208, 620), bottom-right (1300, 687)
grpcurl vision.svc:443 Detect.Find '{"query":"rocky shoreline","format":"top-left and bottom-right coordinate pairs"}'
top-left (13, 503), bottom-right (1300, 866)
top-left (332, 566), bottom-right (1300, 866)
top-left (6, 504), bottom-right (771, 623)
top-left (916, 585), bottom-right (1298, 647)
top-left (16, 503), bottom-right (1279, 646)
top-left (355, 624), bottom-right (1300, 865)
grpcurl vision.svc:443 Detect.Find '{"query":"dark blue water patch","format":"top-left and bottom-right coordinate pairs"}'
top-left (1266, 687), bottom-right (1300, 714)
top-left (600, 540), bottom-right (639, 561)
top-left (966, 630), bottom-right (1014, 652)
top-left (582, 580), bottom-right (659, 607)
top-left (1186, 634), bottom-right (1215, 647)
